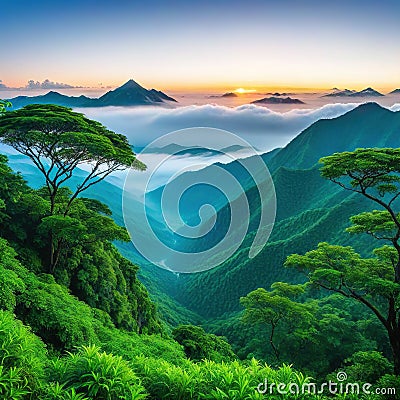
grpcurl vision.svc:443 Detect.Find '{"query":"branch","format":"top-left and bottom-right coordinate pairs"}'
top-left (315, 281), bottom-right (389, 330)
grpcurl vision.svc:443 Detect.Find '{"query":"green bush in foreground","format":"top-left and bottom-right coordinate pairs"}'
top-left (46, 345), bottom-right (147, 400)
top-left (0, 310), bottom-right (47, 399)
top-left (131, 356), bottom-right (314, 400)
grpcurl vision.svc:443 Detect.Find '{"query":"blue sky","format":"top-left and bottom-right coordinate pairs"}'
top-left (1, 0), bottom-right (399, 90)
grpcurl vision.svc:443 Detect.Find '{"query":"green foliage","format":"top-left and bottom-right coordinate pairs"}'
top-left (257, 147), bottom-right (400, 377)
top-left (3, 105), bottom-right (400, 397)
top-left (175, 166), bottom-right (375, 319)
top-left (0, 238), bottom-right (25, 311)
top-left (0, 105), bottom-right (142, 181)
top-left (0, 154), bottom-right (161, 336)
top-left (347, 210), bottom-right (397, 238)
top-left (17, 273), bottom-right (100, 350)
top-left (374, 374), bottom-right (400, 400)
top-left (131, 356), bottom-right (316, 400)
top-left (0, 237), bottom-right (100, 351)
top-left (0, 310), bottom-right (47, 398)
top-left (42, 384), bottom-right (90, 400)
top-left (209, 293), bottom-right (384, 376)
top-left (285, 242), bottom-right (399, 300)
top-left (172, 325), bottom-right (235, 363)
top-left (47, 345), bottom-right (147, 400)
top-left (240, 284), bottom-right (314, 361)
top-left (320, 148), bottom-right (400, 195)
top-left (38, 215), bottom-right (87, 245)
top-left (0, 100), bottom-right (11, 114)
top-left (97, 326), bottom-right (187, 366)
top-left (344, 351), bottom-right (392, 383)
top-left (0, 104), bottom-right (145, 273)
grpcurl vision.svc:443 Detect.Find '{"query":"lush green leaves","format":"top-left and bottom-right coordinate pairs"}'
top-left (320, 148), bottom-right (400, 196)
top-left (285, 242), bottom-right (400, 300)
top-left (49, 345), bottom-right (147, 400)
top-left (240, 284), bottom-right (314, 361)
top-left (0, 310), bottom-right (47, 397)
top-left (0, 100), bottom-right (11, 114)
top-left (172, 325), bottom-right (235, 363)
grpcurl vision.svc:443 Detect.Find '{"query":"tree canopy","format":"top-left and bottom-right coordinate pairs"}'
top-left (0, 104), bottom-right (145, 214)
top-left (172, 325), bottom-right (235, 362)
top-left (240, 283), bottom-right (314, 361)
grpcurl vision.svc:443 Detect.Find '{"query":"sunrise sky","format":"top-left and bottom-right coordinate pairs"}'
top-left (1, 0), bottom-right (399, 92)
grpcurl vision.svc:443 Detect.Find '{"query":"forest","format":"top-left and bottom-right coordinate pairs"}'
top-left (0, 101), bottom-right (399, 399)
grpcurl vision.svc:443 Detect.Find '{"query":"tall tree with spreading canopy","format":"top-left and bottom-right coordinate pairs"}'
top-left (240, 283), bottom-right (314, 361)
top-left (0, 104), bottom-right (145, 271)
top-left (286, 148), bottom-right (400, 375)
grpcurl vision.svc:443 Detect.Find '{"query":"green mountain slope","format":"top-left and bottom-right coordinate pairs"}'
top-left (269, 102), bottom-right (400, 170)
top-left (170, 103), bottom-right (400, 318)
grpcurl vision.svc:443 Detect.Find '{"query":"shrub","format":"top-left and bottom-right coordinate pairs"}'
top-left (0, 238), bottom-right (25, 311)
top-left (97, 324), bottom-right (186, 366)
top-left (0, 310), bottom-right (47, 398)
top-left (48, 345), bottom-right (147, 399)
top-left (131, 355), bottom-right (315, 400)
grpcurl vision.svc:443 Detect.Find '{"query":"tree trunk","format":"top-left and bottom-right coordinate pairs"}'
top-left (49, 239), bottom-right (63, 274)
top-left (49, 237), bottom-right (54, 273)
top-left (48, 192), bottom-right (56, 273)
top-left (388, 329), bottom-right (400, 375)
top-left (270, 322), bottom-right (280, 361)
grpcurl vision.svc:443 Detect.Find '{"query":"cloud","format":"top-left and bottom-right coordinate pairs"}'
top-left (0, 79), bottom-right (84, 91)
top-left (79, 102), bottom-right (361, 152)
top-left (0, 80), bottom-right (12, 90)
top-left (24, 79), bottom-right (83, 90)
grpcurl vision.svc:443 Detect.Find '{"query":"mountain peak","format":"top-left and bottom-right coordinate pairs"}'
top-left (119, 79), bottom-right (145, 90)
top-left (8, 80), bottom-right (177, 109)
top-left (351, 87), bottom-right (384, 97)
top-left (44, 91), bottom-right (62, 96)
top-left (97, 79), bottom-right (177, 105)
top-left (351, 102), bottom-right (387, 112)
top-left (323, 87), bottom-right (383, 98)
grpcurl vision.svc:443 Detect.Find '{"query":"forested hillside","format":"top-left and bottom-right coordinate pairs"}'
top-left (175, 103), bottom-right (400, 318)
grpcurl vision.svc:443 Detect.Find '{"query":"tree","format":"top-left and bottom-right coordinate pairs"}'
top-left (286, 148), bottom-right (400, 375)
top-left (240, 283), bottom-right (314, 361)
top-left (0, 104), bottom-right (145, 271)
top-left (172, 325), bottom-right (235, 362)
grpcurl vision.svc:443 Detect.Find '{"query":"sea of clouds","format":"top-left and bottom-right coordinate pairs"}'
top-left (2, 102), bottom-right (399, 191)
top-left (78, 102), bottom-right (378, 152)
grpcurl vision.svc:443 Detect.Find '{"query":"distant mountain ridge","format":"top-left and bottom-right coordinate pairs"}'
top-left (251, 96), bottom-right (304, 104)
top-left (323, 87), bottom-right (384, 97)
top-left (7, 79), bottom-right (177, 109)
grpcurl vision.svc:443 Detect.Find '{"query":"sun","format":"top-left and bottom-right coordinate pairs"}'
top-left (234, 88), bottom-right (256, 94)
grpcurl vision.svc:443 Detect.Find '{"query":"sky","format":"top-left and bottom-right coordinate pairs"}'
top-left (1, 0), bottom-right (400, 91)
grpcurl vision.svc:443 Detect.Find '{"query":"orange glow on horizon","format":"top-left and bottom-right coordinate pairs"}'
top-left (1, 77), bottom-right (398, 96)
top-left (234, 88), bottom-right (257, 94)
